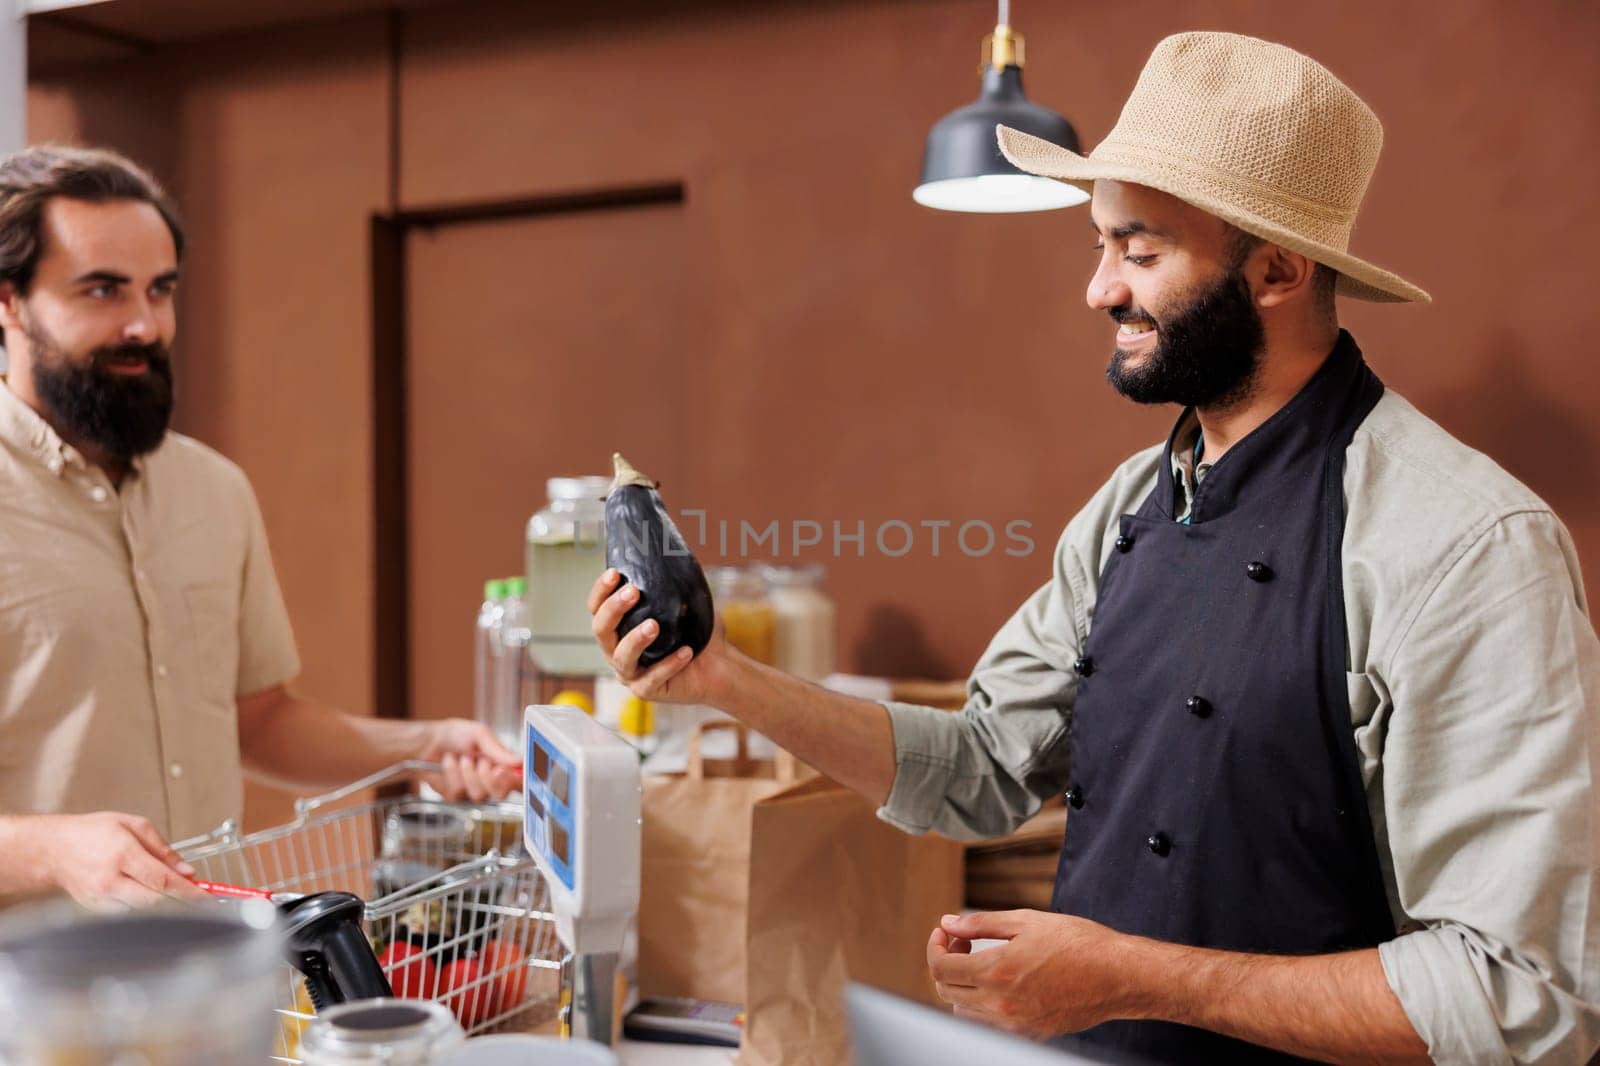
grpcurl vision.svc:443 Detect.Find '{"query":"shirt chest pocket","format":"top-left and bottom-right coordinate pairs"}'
top-left (183, 582), bottom-right (240, 710)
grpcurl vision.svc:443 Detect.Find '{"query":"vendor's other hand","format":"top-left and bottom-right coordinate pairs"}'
top-left (416, 719), bottom-right (521, 802)
top-left (34, 812), bottom-right (210, 911)
top-left (588, 568), bottom-right (733, 705)
top-left (928, 909), bottom-right (1138, 1040)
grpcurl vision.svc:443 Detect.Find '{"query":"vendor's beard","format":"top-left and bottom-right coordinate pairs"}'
top-left (28, 325), bottom-right (175, 461)
top-left (1105, 265), bottom-right (1265, 410)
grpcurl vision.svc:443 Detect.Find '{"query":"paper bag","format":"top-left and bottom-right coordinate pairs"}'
top-left (638, 722), bottom-right (964, 1065)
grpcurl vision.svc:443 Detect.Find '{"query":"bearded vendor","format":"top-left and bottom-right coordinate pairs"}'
top-left (0, 146), bottom-right (521, 911)
top-left (589, 31), bottom-right (1600, 1066)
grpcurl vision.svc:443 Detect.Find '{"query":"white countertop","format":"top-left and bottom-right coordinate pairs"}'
top-left (617, 1038), bottom-right (735, 1064)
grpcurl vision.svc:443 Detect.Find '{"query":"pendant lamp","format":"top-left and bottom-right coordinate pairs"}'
top-left (913, 0), bottom-right (1087, 213)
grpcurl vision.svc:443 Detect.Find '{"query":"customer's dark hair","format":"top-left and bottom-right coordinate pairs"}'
top-left (0, 145), bottom-right (184, 295)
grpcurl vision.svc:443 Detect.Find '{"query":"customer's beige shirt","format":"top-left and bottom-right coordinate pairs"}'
top-left (881, 385), bottom-right (1600, 1064)
top-left (0, 381), bottom-right (300, 841)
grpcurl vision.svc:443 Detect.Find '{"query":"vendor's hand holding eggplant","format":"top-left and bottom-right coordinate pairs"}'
top-left (591, 453), bottom-right (733, 702)
top-left (589, 566), bottom-right (734, 704)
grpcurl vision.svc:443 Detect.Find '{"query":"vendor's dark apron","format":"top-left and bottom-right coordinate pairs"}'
top-left (1051, 332), bottom-right (1396, 1064)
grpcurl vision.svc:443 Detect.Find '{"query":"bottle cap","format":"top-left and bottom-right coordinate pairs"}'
top-left (484, 579), bottom-right (506, 601)
top-left (505, 576), bottom-right (527, 597)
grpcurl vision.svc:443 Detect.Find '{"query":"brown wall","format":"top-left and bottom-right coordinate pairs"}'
top-left (28, 1), bottom-right (1600, 824)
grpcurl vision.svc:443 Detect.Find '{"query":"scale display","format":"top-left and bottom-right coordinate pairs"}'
top-left (525, 723), bottom-right (577, 891)
top-left (521, 703), bottom-right (641, 957)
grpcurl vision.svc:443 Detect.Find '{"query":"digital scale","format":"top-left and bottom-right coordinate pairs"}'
top-left (523, 703), bottom-right (642, 1046)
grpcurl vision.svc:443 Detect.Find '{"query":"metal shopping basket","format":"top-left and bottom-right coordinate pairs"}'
top-left (176, 762), bottom-right (562, 1063)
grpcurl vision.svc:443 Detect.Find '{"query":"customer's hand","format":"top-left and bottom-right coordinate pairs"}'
top-left (415, 719), bottom-right (521, 802)
top-left (588, 568), bottom-right (736, 705)
top-left (29, 812), bottom-right (210, 910)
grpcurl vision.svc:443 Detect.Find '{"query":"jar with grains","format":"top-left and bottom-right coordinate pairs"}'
top-left (761, 564), bottom-right (836, 681)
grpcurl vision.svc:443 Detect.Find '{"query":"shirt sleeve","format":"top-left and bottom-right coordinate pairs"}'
top-left (1375, 510), bottom-right (1600, 1065)
top-left (232, 472), bottom-right (301, 698)
top-left (876, 498), bottom-right (1112, 840)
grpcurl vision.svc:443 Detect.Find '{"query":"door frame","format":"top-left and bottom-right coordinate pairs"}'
top-left (368, 181), bottom-right (686, 721)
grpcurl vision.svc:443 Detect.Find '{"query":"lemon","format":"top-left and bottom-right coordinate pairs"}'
top-left (550, 690), bottom-right (594, 716)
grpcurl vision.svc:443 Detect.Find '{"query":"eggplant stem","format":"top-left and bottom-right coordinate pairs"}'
top-left (610, 452), bottom-right (659, 492)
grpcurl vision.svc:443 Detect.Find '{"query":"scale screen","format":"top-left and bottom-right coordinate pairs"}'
top-left (525, 722), bottom-right (577, 891)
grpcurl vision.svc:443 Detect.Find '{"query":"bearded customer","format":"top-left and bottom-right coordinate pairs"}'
top-left (590, 33), bottom-right (1600, 1065)
top-left (0, 146), bottom-right (520, 911)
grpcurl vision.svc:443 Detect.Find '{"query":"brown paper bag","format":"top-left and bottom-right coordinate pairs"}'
top-left (638, 722), bottom-right (964, 1065)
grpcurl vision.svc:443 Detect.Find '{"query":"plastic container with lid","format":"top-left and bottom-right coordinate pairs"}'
top-left (381, 801), bottom-right (474, 868)
top-left (526, 476), bottom-right (612, 676)
top-left (761, 563), bottom-right (837, 681)
top-left (705, 565), bottom-right (776, 664)
top-left (297, 998), bottom-right (464, 1065)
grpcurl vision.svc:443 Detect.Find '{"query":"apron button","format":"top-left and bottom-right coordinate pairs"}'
top-left (1073, 656), bottom-right (1095, 678)
top-left (1185, 695), bottom-right (1212, 718)
top-left (1114, 535), bottom-right (1134, 553)
top-left (1147, 832), bottom-right (1171, 857)
top-left (1246, 560), bottom-right (1274, 582)
top-left (1066, 786), bottom-right (1085, 809)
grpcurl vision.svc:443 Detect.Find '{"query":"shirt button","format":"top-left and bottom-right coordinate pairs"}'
top-left (1065, 786), bottom-right (1085, 809)
top-left (1185, 695), bottom-right (1212, 718)
top-left (1114, 534), bottom-right (1134, 553)
top-left (1147, 832), bottom-right (1171, 857)
top-left (155, 664), bottom-right (168, 678)
top-left (1072, 656), bottom-right (1095, 678)
top-left (1246, 561), bottom-right (1273, 583)
top-left (169, 763), bottom-right (184, 779)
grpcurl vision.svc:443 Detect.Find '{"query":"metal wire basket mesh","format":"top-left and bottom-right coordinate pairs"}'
top-left (176, 762), bottom-right (562, 1063)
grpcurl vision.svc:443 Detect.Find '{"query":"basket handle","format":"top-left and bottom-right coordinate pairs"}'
top-left (171, 817), bottom-right (240, 855)
top-left (293, 760), bottom-right (444, 817)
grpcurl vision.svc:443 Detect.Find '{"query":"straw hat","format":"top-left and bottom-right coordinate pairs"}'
top-left (997, 32), bottom-right (1428, 303)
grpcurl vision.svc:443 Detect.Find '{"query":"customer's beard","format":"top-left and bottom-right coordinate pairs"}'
top-left (1105, 265), bottom-right (1265, 410)
top-left (27, 324), bottom-right (175, 461)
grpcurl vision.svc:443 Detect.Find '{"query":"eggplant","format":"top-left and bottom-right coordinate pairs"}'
top-left (604, 453), bottom-right (715, 667)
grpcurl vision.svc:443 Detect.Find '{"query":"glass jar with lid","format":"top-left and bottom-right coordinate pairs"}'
top-left (705, 565), bottom-right (776, 664)
top-left (526, 476), bottom-right (612, 676)
top-left (761, 563), bottom-right (836, 681)
top-left (298, 999), bottom-right (464, 1065)
top-left (0, 900), bottom-right (282, 1063)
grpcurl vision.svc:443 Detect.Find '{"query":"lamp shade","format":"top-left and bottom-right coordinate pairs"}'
top-left (914, 32), bottom-right (1087, 213)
